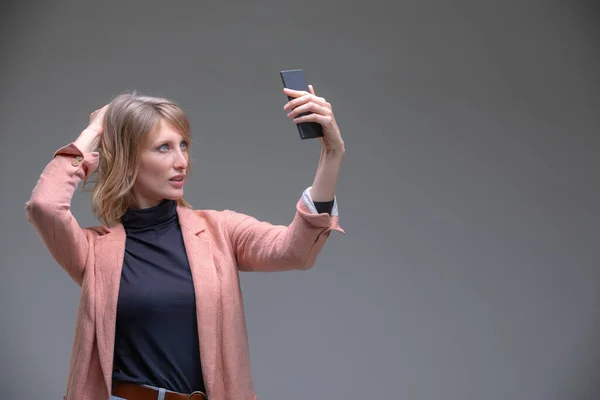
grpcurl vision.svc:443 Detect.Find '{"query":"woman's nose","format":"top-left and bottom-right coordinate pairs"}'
top-left (174, 151), bottom-right (188, 170)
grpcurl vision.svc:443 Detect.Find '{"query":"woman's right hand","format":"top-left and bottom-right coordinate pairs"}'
top-left (74, 104), bottom-right (109, 153)
top-left (87, 105), bottom-right (109, 134)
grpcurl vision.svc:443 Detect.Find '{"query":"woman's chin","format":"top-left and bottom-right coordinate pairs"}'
top-left (164, 190), bottom-right (184, 200)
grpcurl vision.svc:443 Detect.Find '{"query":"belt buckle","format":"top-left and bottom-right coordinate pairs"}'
top-left (187, 391), bottom-right (208, 400)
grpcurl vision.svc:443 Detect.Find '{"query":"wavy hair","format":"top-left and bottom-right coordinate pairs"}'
top-left (85, 92), bottom-right (192, 227)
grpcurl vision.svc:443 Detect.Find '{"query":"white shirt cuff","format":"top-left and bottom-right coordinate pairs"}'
top-left (301, 186), bottom-right (339, 217)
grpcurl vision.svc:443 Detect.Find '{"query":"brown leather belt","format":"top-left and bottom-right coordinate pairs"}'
top-left (112, 381), bottom-right (208, 400)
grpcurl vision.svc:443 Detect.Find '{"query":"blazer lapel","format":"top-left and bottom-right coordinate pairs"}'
top-left (94, 223), bottom-right (126, 395)
top-left (177, 206), bottom-right (221, 398)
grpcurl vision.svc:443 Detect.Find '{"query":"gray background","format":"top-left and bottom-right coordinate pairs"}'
top-left (1, 1), bottom-right (599, 399)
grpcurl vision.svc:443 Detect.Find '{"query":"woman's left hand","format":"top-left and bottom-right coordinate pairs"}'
top-left (283, 85), bottom-right (345, 153)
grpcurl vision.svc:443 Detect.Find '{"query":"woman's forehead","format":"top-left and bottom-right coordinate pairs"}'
top-left (147, 119), bottom-right (185, 142)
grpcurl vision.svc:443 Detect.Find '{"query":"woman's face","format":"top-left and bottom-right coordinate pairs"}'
top-left (131, 118), bottom-right (189, 209)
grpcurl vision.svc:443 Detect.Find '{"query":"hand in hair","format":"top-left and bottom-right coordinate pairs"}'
top-left (74, 104), bottom-right (109, 153)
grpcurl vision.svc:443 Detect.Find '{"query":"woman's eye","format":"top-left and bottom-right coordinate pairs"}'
top-left (158, 141), bottom-right (187, 152)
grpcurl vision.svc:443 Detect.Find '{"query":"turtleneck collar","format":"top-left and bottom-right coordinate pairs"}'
top-left (121, 199), bottom-right (178, 231)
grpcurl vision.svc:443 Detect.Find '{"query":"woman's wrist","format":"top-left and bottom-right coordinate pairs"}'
top-left (322, 142), bottom-right (345, 157)
top-left (74, 129), bottom-right (101, 153)
top-left (321, 145), bottom-right (345, 162)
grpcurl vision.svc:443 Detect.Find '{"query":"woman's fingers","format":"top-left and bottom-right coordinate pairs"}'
top-left (90, 104), bottom-right (108, 121)
top-left (283, 88), bottom-right (330, 111)
top-left (282, 85), bottom-right (337, 130)
top-left (292, 112), bottom-right (333, 126)
top-left (286, 102), bottom-right (331, 120)
top-left (87, 104), bottom-right (109, 133)
top-left (283, 88), bottom-right (308, 98)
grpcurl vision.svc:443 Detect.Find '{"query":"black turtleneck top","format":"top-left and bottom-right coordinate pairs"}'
top-left (111, 198), bottom-right (334, 393)
top-left (112, 198), bottom-right (204, 393)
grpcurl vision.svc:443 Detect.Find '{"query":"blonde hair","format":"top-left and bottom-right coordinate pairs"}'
top-left (86, 92), bottom-right (192, 227)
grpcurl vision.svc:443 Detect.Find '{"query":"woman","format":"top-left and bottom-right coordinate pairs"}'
top-left (25, 86), bottom-right (344, 400)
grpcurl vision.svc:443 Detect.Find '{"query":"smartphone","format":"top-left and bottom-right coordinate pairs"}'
top-left (280, 69), bottom-right (324, 140)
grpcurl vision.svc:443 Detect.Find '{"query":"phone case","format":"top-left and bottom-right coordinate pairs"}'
top-left (280, 69), bottom-right (324, 140)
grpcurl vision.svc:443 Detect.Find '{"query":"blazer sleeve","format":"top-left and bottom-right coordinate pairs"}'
top-left (25, 143), bottom-right (100, 285)
top-left (226, 187), bottom-right (345, 272)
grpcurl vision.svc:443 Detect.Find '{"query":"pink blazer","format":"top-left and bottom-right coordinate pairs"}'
top-left (25, 143), bottom-right (343, 400)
